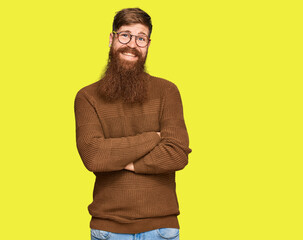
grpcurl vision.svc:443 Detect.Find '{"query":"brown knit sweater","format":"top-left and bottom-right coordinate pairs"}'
top-left (74, 73), bottom-right (192, 234)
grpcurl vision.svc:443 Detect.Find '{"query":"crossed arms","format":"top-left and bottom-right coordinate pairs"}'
top-left (124, 132), bottom-right (161, 171)
top-left (74, 83), bottom-right (191, 174)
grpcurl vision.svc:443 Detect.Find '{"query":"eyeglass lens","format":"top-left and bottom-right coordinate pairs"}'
top-left (118, 32), bottom-right (148, 47)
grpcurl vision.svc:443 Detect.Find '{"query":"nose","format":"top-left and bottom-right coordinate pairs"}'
top-left (127, 36), bottom-right (137, 48)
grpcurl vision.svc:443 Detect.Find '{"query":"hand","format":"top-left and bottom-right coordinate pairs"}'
top-left (157, 132), bottom-right (161, 137)
top-left (124, 162), bottom-right (134, 171)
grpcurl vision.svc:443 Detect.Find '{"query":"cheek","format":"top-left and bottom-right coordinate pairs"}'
top-left (141, 49), bottom-right (148, 58)
top-left (112, 39), bottom-right (124, 49)
top-left (113, 43), bottom-right (121, 51)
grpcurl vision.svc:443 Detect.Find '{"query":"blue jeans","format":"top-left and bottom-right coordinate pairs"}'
top-left (91, 228), bottom-right (180, 240)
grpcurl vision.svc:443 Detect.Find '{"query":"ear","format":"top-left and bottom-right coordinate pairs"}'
top-left (147, 39), bottom-right (151, 48)
top-left (109, 33), bottom-right (113, 47)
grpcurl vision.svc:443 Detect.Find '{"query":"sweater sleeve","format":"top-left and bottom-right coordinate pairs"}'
top-left (133, 83), bottom-right (192, 174)
top-left (74, 90), bottom-right (161, 172)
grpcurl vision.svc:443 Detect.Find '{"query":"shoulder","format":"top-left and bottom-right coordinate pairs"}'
top-left (75, 80), bottom-right (100, 101)
top-left (148, 74), bottom-right (179, 93)
top-left (147, 74), bottom-right (183, 106)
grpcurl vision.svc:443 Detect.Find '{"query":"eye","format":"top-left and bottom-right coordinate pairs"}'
top-left (138, 36), bottom-right (147, 42)
top-left (121, 33), bottom-right (129, 38)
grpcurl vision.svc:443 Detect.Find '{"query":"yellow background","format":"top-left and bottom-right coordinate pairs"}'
top-left (1, 0), bottom-right (302, 239)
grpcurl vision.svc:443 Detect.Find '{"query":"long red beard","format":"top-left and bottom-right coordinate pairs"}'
top-left (98, 46), bottom-right (148, 104)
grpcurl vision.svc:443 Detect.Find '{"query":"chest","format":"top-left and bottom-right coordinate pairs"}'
top-left (95, 98), bottom-right (162, 138)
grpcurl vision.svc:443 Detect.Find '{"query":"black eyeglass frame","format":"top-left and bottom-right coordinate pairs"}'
top-left (112, 31), bottom-right (151, 48)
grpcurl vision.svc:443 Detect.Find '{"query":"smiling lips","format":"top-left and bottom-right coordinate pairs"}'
top-left (122, 52), bottom-right (137, 57)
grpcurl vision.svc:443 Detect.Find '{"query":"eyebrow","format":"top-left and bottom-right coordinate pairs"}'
top-left (121, 30), bottom-right (148, 36)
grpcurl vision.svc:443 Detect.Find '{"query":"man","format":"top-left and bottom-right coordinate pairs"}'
top-left (74, 8), bottom-right (192, 240)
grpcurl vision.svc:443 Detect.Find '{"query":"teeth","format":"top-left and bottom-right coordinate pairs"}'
top-left (123, 52), bottom-right (135, 56)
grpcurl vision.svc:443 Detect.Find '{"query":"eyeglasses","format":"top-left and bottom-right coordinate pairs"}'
top-left (113, 31), bottom-right (150, 48)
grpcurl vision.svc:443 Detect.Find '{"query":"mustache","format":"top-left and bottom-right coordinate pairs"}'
top-left (116, 46), bottom-right (141, 57)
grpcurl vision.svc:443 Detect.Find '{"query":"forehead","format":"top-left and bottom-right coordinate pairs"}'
top-left (117, 23), bottom-right (149, 36)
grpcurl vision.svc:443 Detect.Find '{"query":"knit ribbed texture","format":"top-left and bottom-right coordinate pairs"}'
top-left (74, 73), bottom-right (192, 234)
